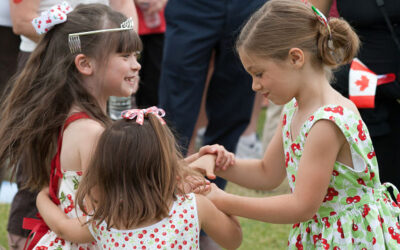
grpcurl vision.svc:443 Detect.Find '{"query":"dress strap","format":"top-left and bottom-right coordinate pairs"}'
top-left (49, 112), bottom-right (91, 205)
top-left (63, 112), bottom-right (91, 131)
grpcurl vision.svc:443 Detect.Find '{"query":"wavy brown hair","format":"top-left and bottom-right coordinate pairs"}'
top-left (0, 4), bottom-right (142, 191)
top-left (76, 114), bottom-right (201, 229)
top-left (236, 0), bottom-right (359, 71)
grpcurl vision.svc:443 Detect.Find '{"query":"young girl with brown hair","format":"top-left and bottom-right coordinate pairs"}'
top-left (0, 3), bottom-right (141, 249)
top-left (36, 109), bottom-right (242, 250)
top-left (196, 0), bottom-right (400, 249)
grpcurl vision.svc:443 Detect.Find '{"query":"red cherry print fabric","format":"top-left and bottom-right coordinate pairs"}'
top-left (88, 193), bottom-right (200, 249)
top-left (281, 99), bottom-right (400, 249)
top-left (33, 170), bottom-right (97, 250)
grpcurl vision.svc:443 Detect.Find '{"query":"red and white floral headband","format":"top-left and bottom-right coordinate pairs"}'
top-left (32, 1), bottom-right (72, 34)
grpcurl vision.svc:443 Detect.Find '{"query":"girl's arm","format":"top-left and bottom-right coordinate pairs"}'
top-left (36, 188), bottom-right (94, 243)
top-left (208, 120), bottom-right (344, 224)
top-left (9, 0), bottom-right (40, 42)
top-left (214, 121), bottom-right (287, 191)
top-left (196, 194), bottom-right (242, 250)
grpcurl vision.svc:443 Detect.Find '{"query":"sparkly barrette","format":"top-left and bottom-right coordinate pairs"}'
top-left (121, 106), bottom-right (166, 125)
top-left (68, 17), bottom-right (134, 54)
top-left (32, 1), bottom-right (73, 35)
top-left (311, 5), bottom-right (334, 50)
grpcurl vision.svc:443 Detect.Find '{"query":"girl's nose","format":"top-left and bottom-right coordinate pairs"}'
top-left (131, 58), bottom-right (141, 71)
top-left (252, 80), bottom-right (261, 92)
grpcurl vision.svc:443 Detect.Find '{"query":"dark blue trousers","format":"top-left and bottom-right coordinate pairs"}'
top-left (159, 0), bottom-right (266, 189)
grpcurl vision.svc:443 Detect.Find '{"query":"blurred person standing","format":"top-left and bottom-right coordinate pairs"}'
top-left (134, 0), bottom-right (167, 108)
top-left (159, 0), bottom-right (267, 180)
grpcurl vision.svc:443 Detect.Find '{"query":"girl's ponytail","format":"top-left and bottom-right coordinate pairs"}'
top-left (317, 18), bottom-right (360, 68)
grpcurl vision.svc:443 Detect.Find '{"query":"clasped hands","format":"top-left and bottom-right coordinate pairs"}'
top-left (184, 144), bottom-right (235, 200)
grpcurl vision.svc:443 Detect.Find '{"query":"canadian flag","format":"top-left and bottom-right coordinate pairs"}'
top-left (349, 58), bottom-right (395, 108)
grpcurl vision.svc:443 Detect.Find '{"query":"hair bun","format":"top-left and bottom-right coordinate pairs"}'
top-left (317, 18), bottom-right (360, 68)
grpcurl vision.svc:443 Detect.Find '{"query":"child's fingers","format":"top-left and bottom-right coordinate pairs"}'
top-left (218, 154), bottom-right (229, 169)
top-left (198, 145), bottom-right (217, 157)
top-left (179, 176), bottom-right (210, 194)
top-left (193, 183), bottom-right (211, 195)
top-left (215, 145), bottom-right (226, 165)
top-left (192, 166), bottom-right (216, 179)
top-left (231, 154), bottom-right (236, 165)
top-left (189, 177), bottom-right (211, 194)
top-left (222, 154), bottom-right (232, 170)
top-left (221, 153), bottom-right (235, 170)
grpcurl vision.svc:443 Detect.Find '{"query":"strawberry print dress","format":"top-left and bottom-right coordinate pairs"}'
top-left (283, 99), bottom-right (400, 249)
top-left (33, 113), bottom-right (97, 250)
top-left (88, 193), bottom-right (200, 250)
top-left (34, 170), bottom-right (97, 250)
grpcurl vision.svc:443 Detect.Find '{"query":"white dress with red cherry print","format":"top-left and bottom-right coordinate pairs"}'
top-left (34, 170), bottom-right (98, 250)
top-left (283, 99), bottom-right (400, 249)
top-left (88, 193), bottom-right (200, 250)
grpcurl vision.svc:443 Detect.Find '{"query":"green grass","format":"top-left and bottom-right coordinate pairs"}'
top-left (0, 203), bottom-right (10, 249)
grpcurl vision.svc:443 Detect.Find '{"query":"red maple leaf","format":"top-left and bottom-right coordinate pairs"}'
top-left (355, 75), bottom-right (369, 91)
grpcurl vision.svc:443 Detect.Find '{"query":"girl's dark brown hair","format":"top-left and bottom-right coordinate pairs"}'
top-left (236, 0), bottom-right (360, 70)
top-left (0, 4), bottom-right (142, 191)
top-left (76, 114), bottom-right (200, 229)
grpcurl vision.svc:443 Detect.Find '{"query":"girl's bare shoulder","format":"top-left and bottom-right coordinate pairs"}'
top-left (62, 119), bottom-right (105, 151)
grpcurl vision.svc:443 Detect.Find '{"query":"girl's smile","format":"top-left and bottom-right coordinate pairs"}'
top-left (101, 52), bottom-right (141, 97)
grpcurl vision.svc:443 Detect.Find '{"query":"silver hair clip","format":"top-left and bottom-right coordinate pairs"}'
top-left (68, 17), bottom-right (134, 54)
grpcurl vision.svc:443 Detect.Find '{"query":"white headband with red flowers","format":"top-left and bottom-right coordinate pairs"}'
top-left (32, 1), bottom-right (72, 35)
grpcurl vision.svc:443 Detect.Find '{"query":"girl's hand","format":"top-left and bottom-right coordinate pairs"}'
top-left (189, 154), bottom-right (217, 180)
top-left (177, 175), bottom-right (211, 195)
top-left (198, 144), bottom-right (235, 171)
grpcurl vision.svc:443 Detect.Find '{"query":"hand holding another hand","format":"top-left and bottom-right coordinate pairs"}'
top-left (198, 144), bottom-right (235, 170)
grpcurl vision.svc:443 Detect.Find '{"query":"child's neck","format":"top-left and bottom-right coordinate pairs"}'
top-left (81, 77), bottom-right (108, 113)
top-left (294, 67), bottom-right (335, 112)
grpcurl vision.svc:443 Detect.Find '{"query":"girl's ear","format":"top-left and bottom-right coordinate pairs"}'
top-left (288, 48), bottom-right (305, 69)
top-left (74, 54), bottom-right (94, 76)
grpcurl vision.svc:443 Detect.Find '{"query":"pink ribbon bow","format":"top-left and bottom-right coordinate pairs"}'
top-left (32, 1), bottom-right (73, 35)
top-left (121, 106), bottom-right (166, 125)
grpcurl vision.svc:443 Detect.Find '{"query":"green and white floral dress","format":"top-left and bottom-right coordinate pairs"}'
top-left (283, 99), bottom-right (400, 249)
